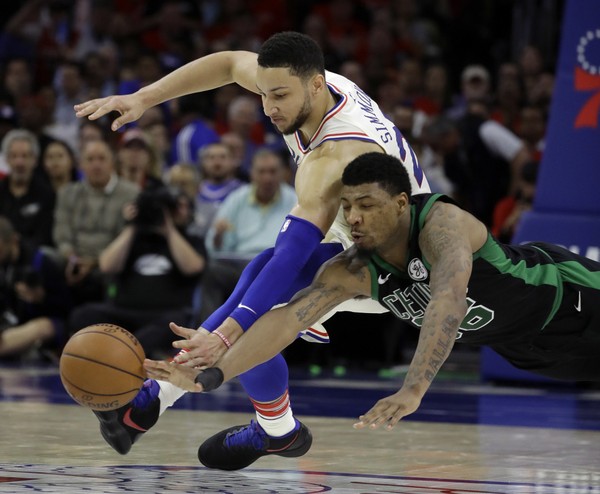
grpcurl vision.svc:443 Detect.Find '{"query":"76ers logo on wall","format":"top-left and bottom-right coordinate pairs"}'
top-left (575, 29), bottom-right (600, 128)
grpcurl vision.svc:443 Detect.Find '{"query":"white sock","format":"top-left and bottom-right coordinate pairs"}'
top-left (256, 408), bottom-right (297, 437)
top-left (157, 380), bottom-right (187, 415)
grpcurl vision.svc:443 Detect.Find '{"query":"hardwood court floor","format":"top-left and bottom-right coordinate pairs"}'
top-left (1, 362), bottom-right (599, 493)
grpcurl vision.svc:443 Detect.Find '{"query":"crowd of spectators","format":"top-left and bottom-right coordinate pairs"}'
top-left (0, 0), bottom-right (561, 367)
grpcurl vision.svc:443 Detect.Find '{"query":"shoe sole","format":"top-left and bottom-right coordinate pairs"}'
top-left (199, 424), bottom-right (313, 470)
top-left (93, 410), bottom-right (133, 455)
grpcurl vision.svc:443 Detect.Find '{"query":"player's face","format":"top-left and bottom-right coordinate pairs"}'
top-left (256, 67), bottom-right (313, 135)
top-left (341, 183), bottom-right (407, 255)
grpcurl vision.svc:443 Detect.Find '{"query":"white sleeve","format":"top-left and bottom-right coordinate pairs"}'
top-left (478, 120), bottom-right (524, 162)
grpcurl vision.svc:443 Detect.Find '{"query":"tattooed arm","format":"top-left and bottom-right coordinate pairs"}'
top-left (355, 202), bottom-right (480, 430)
top-left (143, 249), bottom-right (372, 391)
top-left (213, 251), bottom-right (371, 382)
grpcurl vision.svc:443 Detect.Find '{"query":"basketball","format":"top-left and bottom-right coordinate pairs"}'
top-left (59, 324), bottom-right (146, 411)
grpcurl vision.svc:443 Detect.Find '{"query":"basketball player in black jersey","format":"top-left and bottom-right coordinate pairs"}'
top-left (146, 152), bottom-right (600, 431)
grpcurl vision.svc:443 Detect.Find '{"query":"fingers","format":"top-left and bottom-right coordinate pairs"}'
top-left (143, 359), bottom-right (204, 393)
top-left (74, 98), bottom-right (113, 120)
top-left (169, 322), bottom-right (198, 339)
top-left (353, 404), bottom-right (405, 431)
top-left (74, 97), bottom-right (130, 131)
top-left (143, 359), bottom-right (172, 381)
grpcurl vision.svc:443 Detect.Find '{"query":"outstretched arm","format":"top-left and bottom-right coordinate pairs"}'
top-left (355, 203), bottom-right (477, 430)
top-left (143, 253), bottom-right (371, 390)
top-left (172, 142), bottom-right (383, 368)
top-left (74, 51), bottom-right (259, 131)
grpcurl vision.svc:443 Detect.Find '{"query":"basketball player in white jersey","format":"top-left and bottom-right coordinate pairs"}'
top-left (75, 31), bottom-right (430, 471)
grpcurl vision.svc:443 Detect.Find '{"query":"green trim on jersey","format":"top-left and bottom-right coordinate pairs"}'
top-left (479, 239), bottom-right (562, 327)
top-left (369, 254), bottom-right (402, 301)
top-left (367, 262), bottom-right (379, 300)
top-left (417, 193), bottom-right (444, 231)
top-left (556, 260), bottom-right (600, 289)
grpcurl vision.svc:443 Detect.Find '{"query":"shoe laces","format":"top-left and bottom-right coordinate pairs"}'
top-left (224, 420), bottom-right (267, 451)
top-left (131, 379), bottom-right (159, 410)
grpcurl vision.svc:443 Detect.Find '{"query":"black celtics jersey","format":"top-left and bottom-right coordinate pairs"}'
top-left (367, 194), bottom-right (564, 345)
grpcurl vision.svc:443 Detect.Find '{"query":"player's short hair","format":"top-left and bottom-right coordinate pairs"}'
top-left (342, 152), bottom-right (412, 198)
top-left (258, 31), bottom-right (325, 80)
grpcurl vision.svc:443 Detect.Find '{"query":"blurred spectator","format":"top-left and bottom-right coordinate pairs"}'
top-left (491, 62), bottom-right (524, 133)
top-left (52, 61), bottom-right (86, 130)
top-left (1, 58), bottom-right (34, 103)
top-left (77, 119), bottom-right (109, 154)
top-left (446, 64), bottom-right (492, 120)
top-left (118, 51), bottom-right (165, 95)
top-left (526, 70), bottom-right (555, 111)
top-left (519, 44), bottom-right (545, 102)
top-left (422, 108), bottom-right (531, 226)
top-left (397, 57), bottom-right (424, 106)
top-left (393, 104), bottom-right (453, 196)
top-left (390, 0), bottom-right (442, 59)
top-left (301, 13), bottom-right (343, 72)
top-left (0, 215), bottom-right (71, 360)
top-left (14, 92), bottom-right (56, 168)
top-left (310, 0), bottom-right (367, 63)
top-left (492, 160), bottom-right (538, 243)
top-left (518, 104), bottom-right (546, 165)
top-left (52, 139), bottom-right (140, 304)
top-left (0, 104), bottom-right (18, 176)
top-left (220, 131), bottom-right (245, 172)
top-left (81, 50), bottom-right (118, 100)
top-left (71, 0), bottom-right (119, 61)
top-left (339, 60), bottom-right (369, 93)
top-left (192, 142), bottom-right (243, 237)
top-left (137, 1), bottom-right (202, 72)
top-left (170, 93), bottom-right (220, 165)
top-left (3, 0), bottom-right (79, 86)
top-left (164, 162), bottom-right (200, 202)
top-left (218, 95), bottom-right (266, 178)
top-left (413, 61), bottom-right (450, 116)
top-left (42, 139), bottom-right (79, 193)
top-left (138, 106), bottom-right (171, 172)
top-left (116, 128), bottom-right (163, 190)
top-left (0, 129), bottom-right (55, 248)
top-left (68, 186), bottom-right (206, 359)
top-left (199, 148), bottom-right (297, 321)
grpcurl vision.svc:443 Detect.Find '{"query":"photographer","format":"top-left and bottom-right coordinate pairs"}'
top-left (0, 216), bottom-right (72, 360)
top-left (68, 186), bottom-right (207, 358)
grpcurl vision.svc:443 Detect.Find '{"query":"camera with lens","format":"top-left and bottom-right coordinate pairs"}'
top-left (133, 186), bottom-right (178, 229)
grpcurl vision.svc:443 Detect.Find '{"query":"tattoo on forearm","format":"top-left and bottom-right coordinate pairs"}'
top-left (294, 283), bottom-right (343, 325)
top-left (424, 315), bottom-right (458, 382)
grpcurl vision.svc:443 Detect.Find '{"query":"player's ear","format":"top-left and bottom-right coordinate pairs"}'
top-left (396, 193), bottom-right (409, 215)
top-left (311, 73), bottom-right (326, 95)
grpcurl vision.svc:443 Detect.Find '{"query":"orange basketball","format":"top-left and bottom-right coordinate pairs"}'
top-left (59, 324), bottom-right (146, 411)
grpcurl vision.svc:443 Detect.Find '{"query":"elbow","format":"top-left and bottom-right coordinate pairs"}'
top-left (98, 256), bottom-right (120, 275)
top-left (181, 257), bottom-right (206, 276)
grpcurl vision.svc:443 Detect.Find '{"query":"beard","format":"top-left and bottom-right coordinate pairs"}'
top-left (280, 97), bottom-right (312, 135)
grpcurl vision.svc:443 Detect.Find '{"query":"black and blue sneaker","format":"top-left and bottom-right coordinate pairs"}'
top-left (198, 419), bottom-right (313, 470)
top-left (93, 379), bottom-right (160, 455)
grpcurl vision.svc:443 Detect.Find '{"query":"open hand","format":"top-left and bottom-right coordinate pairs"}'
top-left (169, 323), bottom-right (228, 367)
top-left (143, 359), bottom-right (204, 392)
top-left (74, 93), bottom-right (145, 131)
top-left (353, 388), bottom-right (422, 431)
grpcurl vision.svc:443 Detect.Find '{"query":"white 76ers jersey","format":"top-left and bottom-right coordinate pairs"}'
top-left (282, 70), bottom-right (431, 247)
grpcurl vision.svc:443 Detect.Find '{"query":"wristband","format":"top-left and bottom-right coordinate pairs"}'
top-left (194, 367), bottom-right (225, 391)
top-left (212, 329), bottom-right (232, 349)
